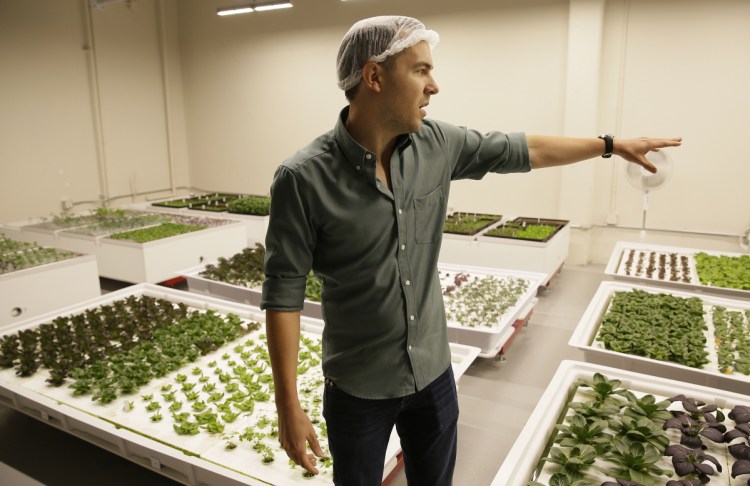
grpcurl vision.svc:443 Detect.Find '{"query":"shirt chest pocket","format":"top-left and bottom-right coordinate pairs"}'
top-left (413, 187), bottom-right (444, 244)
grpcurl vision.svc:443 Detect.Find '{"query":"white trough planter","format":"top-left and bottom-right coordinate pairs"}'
top-left (440, 217), bottom-right (569, 287)
top-left (569, 280), bottom-right (750, 394)
top-left (492, 360), bottom-right (750, 486)
top-left (0, 253), bottom-right (100, 329)
top-left (439, 263), bottom-right (544, 358)
top-left (604, 240), bottom-right (750, 298)
top-left (95, 221), bottom-right (246, 283)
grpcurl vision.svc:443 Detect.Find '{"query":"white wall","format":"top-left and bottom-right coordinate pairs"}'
top-left (0, 0), bottom-right (190, 223)
top-left (1, 0), bottom-right (748, 263)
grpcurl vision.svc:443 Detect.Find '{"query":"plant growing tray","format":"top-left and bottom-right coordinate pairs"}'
top-left (443, 211), bottom-right (503, 238)
top-left (178, 262), bottom-right (323, 319)
top-left (482, 217), bottom-right (568, 244)
top-left (491, 360), bottom-right (750, 486)
top-left (0, 252), bottom-right (100, 328)
top-left (569, 280), bottom-right (750, 394)
top-left (441, 216), bottom-right (570, 287)
top-left (439, 263), bottom-right (544, 357)
top-left (128, 201), bottom-right (269, 246)
top-left (604, 240), bottom-right (750, 298)
top-left (95, 220), bottom-right (247, 283)
top-left (151, 193), bottom-right (243, 212)
top-left (0, 285), bottom-right (480, 486)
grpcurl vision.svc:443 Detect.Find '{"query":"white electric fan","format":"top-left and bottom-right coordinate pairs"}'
top-left (625, 150), bottom-right (674, 241)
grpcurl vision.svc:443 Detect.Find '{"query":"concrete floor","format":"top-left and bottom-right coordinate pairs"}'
top-left (0, 264), bottom-right (606, 486)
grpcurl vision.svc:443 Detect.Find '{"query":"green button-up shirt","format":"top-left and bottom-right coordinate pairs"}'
top-left (261, 107), bottom-right (530, 399)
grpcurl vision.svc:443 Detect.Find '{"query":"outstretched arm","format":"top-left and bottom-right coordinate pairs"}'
top-left (527, 135), bottom-right (682, 173)
top-left (266, 309), bottom-right (324, 474)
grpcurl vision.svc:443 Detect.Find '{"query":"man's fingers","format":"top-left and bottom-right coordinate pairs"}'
top-left (309, 433), bottom-right (325, 458)
top-left (298, 452), bottom-right (320, 475)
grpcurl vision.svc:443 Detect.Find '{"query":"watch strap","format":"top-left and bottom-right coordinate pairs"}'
top-left (598, 134), bottom-right (614, 158)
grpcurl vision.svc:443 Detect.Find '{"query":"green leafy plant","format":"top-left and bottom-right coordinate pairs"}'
top-left (596, 290), bottom-right (709, 369)
top-left (199, 243), bottom-right (324, 302)
top-left (601, 439), bottom-right (670, 486)
top-left (0, 236), bottom-right (79, 274)
top-left (227, 195), bottom-right (271, 216)
top-left (440, 270), bottom-right (529, 328)
top-left (443, 212), bottom-right (501, 235)
top-left (484, 217), bottom-right (565, 242)
top-left (695, 252), bottom-right (750, 290)
top-left (109, 222), bottom-right (206, 243)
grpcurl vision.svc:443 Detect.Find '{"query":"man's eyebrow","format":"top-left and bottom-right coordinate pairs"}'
top-left (413, 61), bottom-right (433, 70)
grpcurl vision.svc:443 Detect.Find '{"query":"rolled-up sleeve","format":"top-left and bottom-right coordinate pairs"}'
top-left (261, 165), bottom-right (316, 311)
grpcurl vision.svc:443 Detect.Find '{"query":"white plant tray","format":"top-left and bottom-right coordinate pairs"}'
top-left (3, 215), bottom-right (247, 283)
top-left (439, 263), bottom-right (544, 357)
top-left (440, 218), bottom-right (569, 287)
top-left (178, 262), bottom-right (322, 319)
top-left (569, 280), bottom-right (750, 394)
top-left (492, 360), bottom-right (750, 486)
top-left (604, 240), bottom-right (750, 298)
top-left (0, 253), bottom-right (100, 328)
top-left (0, 285), bottom-right (479, 486)
top-left (95, 221), bottom-right (247, 283)
top-left (127, 199), bottom-right (268, 246)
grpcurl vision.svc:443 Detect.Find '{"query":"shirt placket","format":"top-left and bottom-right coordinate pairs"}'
top-left (389, 150), bottom-right (419, 375)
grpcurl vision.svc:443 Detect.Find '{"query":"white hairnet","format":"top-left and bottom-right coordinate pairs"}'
top-left (336, 16), bottom-right (439, 91)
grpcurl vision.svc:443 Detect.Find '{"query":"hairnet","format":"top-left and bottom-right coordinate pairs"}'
top-left (336, 16), bottom-right (439, 91)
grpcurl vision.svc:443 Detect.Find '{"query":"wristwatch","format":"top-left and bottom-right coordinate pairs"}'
top-left (598, 134), bottom-right (614, 158)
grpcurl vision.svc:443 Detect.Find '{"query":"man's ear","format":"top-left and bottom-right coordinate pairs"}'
top-left (360, 61), bottom-right (383, 93)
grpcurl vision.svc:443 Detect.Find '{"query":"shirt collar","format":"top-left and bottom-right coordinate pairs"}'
top-left (334, 106), bottom-right (413, 171)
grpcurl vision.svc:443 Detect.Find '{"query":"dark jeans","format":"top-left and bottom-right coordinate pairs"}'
top-left (322, 366), bottom-right (458, 486)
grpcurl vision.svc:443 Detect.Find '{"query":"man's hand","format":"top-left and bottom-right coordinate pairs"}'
top-left (277, 404), bottom-right (325, 475)
top-left (614, 137), bottom-right (683, 173)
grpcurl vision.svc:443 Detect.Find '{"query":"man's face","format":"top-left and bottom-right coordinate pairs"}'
top-left (379, 40), bottom-right (439, 134)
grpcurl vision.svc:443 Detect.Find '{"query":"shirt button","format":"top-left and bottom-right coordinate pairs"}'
top-left (365, 154), bottom-right (372, 160)
top-left (408, 345), bottom-right (413, 351)
top-left (398, 208), bottom-right (403, 214)
top-left (405, 280), bottom-right (411, 286)
top-left (356, 165), bottom-right (361, 170)
top-left (410, 315), bottom-right (415, 321)
top-left (401, 244), bottom-right (406, 251)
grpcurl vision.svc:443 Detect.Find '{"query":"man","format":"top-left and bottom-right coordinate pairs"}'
top-left (261, 16), bottom-right (681, 486)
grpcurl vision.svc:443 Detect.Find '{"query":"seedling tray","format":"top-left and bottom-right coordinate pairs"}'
top-left (482, 217), bottom-right (568, 244)
top-left (443, 211), bottom-right (503, 238)
top-left (178, 262), bottom-right (323, 319)
top-left (439, 263), bottom-right (544, 357)
top-left (569, 280), bottom-right (750, 394)
top-left (491, 360), bottom-right (750, 485)
top-left (604, 240), bottom-right (750, 298)
top-left (0, 285), bottom-right (480, 486)
top-left (152, 193), bottom-right (243, 212)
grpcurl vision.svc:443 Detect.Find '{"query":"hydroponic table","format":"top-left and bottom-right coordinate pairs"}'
top-left (570, 280), bottom-right (750, 394)
top-left (0, 285), bottom-right (480, 486)
top-left (604, 240), bottom-right (750, 298)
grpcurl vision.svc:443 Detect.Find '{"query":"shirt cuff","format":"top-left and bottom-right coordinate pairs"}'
top-left (260, 275), bottom-right (308, 311)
